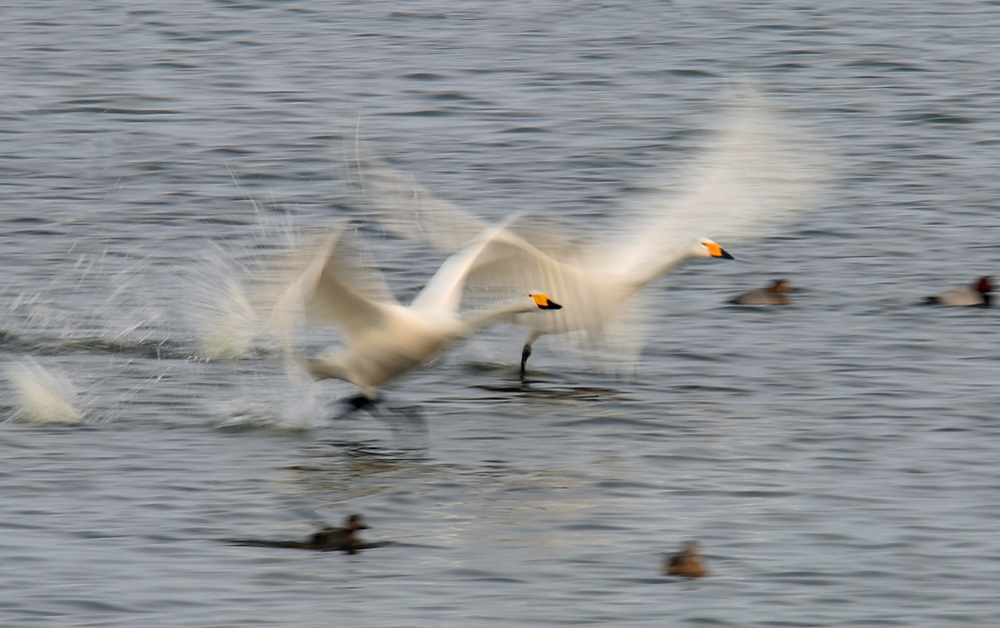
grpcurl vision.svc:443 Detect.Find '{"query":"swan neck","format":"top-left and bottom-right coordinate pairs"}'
top-left (632, 248), bottom-right (697, 288)
top-left (462, 298), bottom-right (536, 332)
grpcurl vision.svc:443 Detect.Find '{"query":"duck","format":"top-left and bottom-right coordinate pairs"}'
top-left (925, 275), bottom-right (992, 307)
top-left (268, 224), bottom-right (562, 407)
top-left (305, 514), bottom-right (370, 552)
top-left (729, 278), bottom-right (793, 305)
top-left (352, 92), bottom-right (824, 376)
top-left (663, 541), bottom-right (709, 579)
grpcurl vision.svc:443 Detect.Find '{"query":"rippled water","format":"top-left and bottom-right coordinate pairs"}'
top-left (3, 1), bottom-right (1000, 626)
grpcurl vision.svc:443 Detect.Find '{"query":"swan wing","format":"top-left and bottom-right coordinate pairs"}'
top-left (352, 147), bottom-right (580, 258)
top-left (409, 219), bottom-right (555, 315)
top-left (351, 143), bottom-right (489, 253)
top-left (609, 92), bottom-right (829, 276)
top-left (443, 227), bottom-right (647, 367)
top-left (408, 226), bottom-right (499, 315)
top-left (352, 93), bottom-right (826, 283)
top-left (305, 228), bottom-right (399, 336)
top-left (448, 228), bottom-right (626, 337)
top-left (270, 225), bottom-right (398, 340)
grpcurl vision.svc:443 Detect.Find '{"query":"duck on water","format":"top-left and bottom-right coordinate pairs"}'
top-left (228, 514), bottom-right (378, 554)
top-left (728, 278), bottom-right (794, 306)
top-left (663, 541), bottom-right (710, 579)
top-left (925, 276), bottom-right (992, 307)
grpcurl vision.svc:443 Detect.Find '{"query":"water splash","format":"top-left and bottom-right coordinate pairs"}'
top-left (187, 252), bottom-right (264, 361)
top-left (0, 249), bottom-right (177, 359)
top-left (185, 207), bottom-right (321, 362)
top-left (7, 359), bottom-right (85, 424)
top-left (210, 368), bottom-right (325, 433)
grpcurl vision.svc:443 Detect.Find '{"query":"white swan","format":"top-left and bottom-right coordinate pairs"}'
top-left (271, 224), bottom-right (562, 401)
top-left (447, 225), bottom-right (732, 375)
top-left (351, 93), bottom-right (826, 374)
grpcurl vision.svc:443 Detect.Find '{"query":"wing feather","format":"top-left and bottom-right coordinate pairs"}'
top-left (608, 92), bottom-right (829, 275)
top-left (351, 144), bottom-right (489, 253)
top-left (266, 225), bottom-right (398, 344)
top-left (454, 228), bottom-right (629, 338)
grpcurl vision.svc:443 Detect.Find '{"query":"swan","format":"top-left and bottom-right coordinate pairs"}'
top-left (350, 93), bottom-right (825, 374)
top-left (445, 225), bottom-right (732, 375)
top-left (925, 275), bottom-right (992, 307)
top-left (270, 224), bottom-right (562, 403)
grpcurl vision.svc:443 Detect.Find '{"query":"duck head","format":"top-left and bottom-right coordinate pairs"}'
top-left (344, 514), bottom-right (369, 531)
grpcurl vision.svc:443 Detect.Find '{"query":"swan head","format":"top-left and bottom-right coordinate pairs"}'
top-left (529, 293), bottom-right (562, 310)
top-left (694, 238), bottom-right (734, 260)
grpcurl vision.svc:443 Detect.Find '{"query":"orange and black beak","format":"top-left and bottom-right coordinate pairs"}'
top-left (531, 293), bottom-right (562, 310)
top-left (705, 241), bottom-right (734, 260)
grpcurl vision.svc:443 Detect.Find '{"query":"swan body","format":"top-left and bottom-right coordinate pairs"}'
top-left (274, 225), bottom-right (561, 399)
top-left (445, 226), bottom-right (732, 373)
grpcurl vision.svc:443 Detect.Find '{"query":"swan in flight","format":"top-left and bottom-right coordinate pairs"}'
top-left (270, 224), bottom-right (562, 404)
top-left (350, 93), bottom-right (826, 375)
top-left (444, 225), bottom-right (732, 375)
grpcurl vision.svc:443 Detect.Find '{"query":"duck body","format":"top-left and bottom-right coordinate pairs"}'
top-left (664, 541), bottom-right (709, 579)
top-left (729, 279), bottom-right (793, 305)
top-left (926, 276), bottom-right (992, 307)
top-left (306, 514), bottom-right (369, 552)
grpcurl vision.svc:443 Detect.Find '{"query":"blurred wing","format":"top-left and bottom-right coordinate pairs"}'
top-left (452, 228), bottom-right (629, 340)
top-left (409, 216), bottom-right (578, 315)
top-left (610, 92), bottom-right (830, 275)
top-left (408, 228), bottom-right (497, 315)
top-left (583, 290), bottom-right (652, 375)
top-left (304, 228), bottom-right (398, 335)
top-left (447, 228), bottom-right (650, 369)
top-left (351, 143), bottom-right (489, 253)
top-left (270, 225), bottom-right (398, 340)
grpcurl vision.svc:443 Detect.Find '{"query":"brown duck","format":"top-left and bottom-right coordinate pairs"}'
top-left (664, 541), bottom-right (709, 579)
top-left (729, 279), bottom-right (794, 305)
top-left (305, 514), bottom-right (369, 552)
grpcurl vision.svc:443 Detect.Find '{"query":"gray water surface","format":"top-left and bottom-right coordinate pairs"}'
top-left (2, 2), bottom-right (1000, 626)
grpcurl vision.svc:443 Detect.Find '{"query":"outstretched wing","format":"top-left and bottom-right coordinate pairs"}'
top-left (268, 224), bottom-right (398, 342)
top-left (350, 143), bottom-right (489, 253)
top-left (607, 91), bottom-right (829, 276)
top-left (352, 91), bottom-right (826, 281)
top-left (442, 227), bottom-right (628, 337)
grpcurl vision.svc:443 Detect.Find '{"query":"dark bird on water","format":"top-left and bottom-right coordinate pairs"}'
top-left (664, 541), bottom-right (709, 579)
top-left (729, 278), bottom-right (794, 305)
top-left (305, 514), bottom-right (370, 553)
